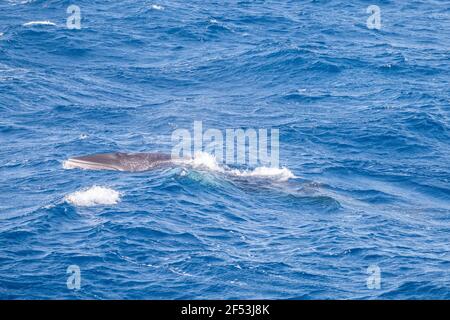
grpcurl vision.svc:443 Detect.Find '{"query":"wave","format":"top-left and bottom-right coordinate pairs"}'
top-left (229, 166), bottom-right (296, 182)
top-left (180, 151), bottom-right (225, 172)
top-left (62, 160), bottom-right (74, 170)
top-left (7, 0), bottom-right (36, 5)
top-left (150, 4), bottom-right (164, 11)
top-left (179, 152), bottom-right (296, 182)
top-left (23, 20), bottom-right (56, 27)
top-left (65, 186), bottom-right (121, 207)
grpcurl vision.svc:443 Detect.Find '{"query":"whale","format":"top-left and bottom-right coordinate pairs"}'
top-left (64, 152), bottom-right (172, 172)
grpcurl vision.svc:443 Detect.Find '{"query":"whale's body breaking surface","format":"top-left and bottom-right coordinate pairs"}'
top-left (64, 152), bottom-right (296, 182)
top-left (64, 152), bottom-right (172, 172)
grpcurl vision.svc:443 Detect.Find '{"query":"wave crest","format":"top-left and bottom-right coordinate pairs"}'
top-left (150, 4), bottom-right (164, 10)
top-left (179, 152), bottom-right (296, 182)
top-left (23, 20), bottom-right (56, 27)
top-left (230, 166), bottom-right (295, 182)
top-left (65, 186), bottom-right (121, 207)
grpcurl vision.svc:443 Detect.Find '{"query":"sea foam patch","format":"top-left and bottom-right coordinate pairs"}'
top-left (180, 152), bottom-right (296, 182)
top-left (23, 20), bottom-right (56, 27)
top-left (151, 4), bottom-right (164, 10)
top-left (65, 186), bottom-right (121, 207)
top-left (184, 152), bottom-right (225, 172)
top-left (230, 166), bottom-right (296, 182)
top-left (62, 160), bottom-right (77, 170)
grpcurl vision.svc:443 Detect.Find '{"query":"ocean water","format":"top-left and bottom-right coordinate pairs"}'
top-left (0, 0), bottom-right (449, 299)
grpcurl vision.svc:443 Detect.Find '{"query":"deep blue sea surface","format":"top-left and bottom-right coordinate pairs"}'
top-left (1, 0), bottom-right (450, 299)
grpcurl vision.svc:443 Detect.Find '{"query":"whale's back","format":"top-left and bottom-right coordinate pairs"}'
top-left (64, 152), bottom-right (172, 171)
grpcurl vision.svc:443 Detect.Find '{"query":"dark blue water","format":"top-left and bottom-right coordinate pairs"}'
top-left (1, 0), bottom-right (449, 299)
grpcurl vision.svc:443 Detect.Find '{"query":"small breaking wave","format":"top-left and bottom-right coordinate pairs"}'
top-left (150, 4), bottom-right (164, 10)
top-left (8, 0), bottom-right (36, 4)
top-left (62, 160), bottom-right (76, 170)
top-left (179, 152), bottom-right (296, 182)
top-left (182, 152), bottom-right (225, 172)
top-left (65, 186), bottom-right (121, 207)
top-left (230, 166), bottom-right (296, 182)
top-left (23, 20), bottom-right (56, 27)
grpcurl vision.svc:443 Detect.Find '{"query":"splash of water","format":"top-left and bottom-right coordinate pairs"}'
top-left (65, 186), bottom-right (121, 207)
top-left (23, 20), bottom-right (56, 27)
top-left (150, 4), bottom-right (164, 10)
top-left (181, 152), bottom-right (296, 182)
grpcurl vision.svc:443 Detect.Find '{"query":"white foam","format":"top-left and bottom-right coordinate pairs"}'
top-left (151, 4), bottom-right (164, 10)
top-left (62, 160), bottom-right (76, 170)
top-left (230, 166), bottom-right (296, 182)
top-left (23, 20), bottom-right (56, 27)
top-left (8, 0), bottom-right (35, 5)
top-left (65, 186), bottom-right (121, 207)
top-left (179, 152), bottom-right (296, 182)
top-left (184, 152), bottom-right (225, 172)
